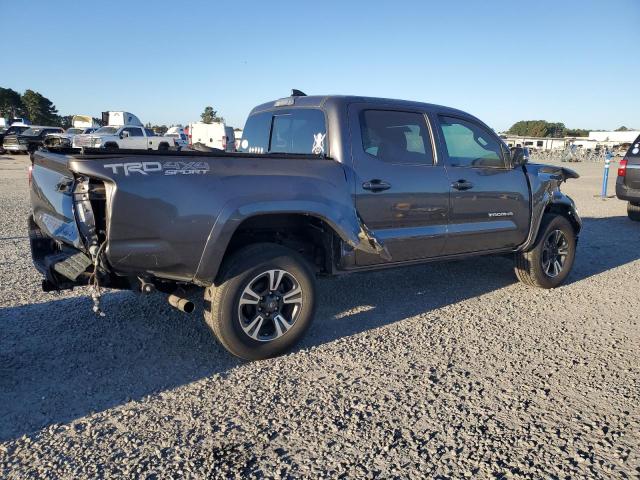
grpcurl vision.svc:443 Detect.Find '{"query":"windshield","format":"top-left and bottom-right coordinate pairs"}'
top-left (6, 126), bottom-right (29, 136)
top-left (21, 128), bottom-right (44, 136)
top-left (94, 127), bottom-right (118, 135)
top-left (66, 128), bottom-right (83, 135)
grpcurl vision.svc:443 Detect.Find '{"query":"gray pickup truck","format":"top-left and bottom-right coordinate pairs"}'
top-left (29, 92), bottom-right (581, 359)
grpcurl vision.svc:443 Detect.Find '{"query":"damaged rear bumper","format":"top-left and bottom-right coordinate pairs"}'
top-left (29, 216), bottom-right (93, 291)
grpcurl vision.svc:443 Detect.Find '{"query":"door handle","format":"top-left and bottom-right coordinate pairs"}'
top-left (362, 179), bottom-right (391, 192)
top-left (451, 180), bottom-right (474, 191)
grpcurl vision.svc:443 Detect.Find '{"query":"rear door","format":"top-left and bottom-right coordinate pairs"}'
top-left (350, 105), bottom-right (450, 265)
top-left (434, 114), bottom-right (530, 254)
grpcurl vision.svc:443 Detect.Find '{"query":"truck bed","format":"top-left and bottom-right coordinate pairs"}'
top-left (29, 148), bottom-right (365, 287)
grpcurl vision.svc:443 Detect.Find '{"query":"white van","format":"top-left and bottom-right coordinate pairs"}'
top-left (189, 122), bottom-right (234, 151)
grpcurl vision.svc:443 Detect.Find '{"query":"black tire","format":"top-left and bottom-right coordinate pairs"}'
top-left (514, 215), bottom-right (576, 288)
top-left (158, 143), bottom-right (169, 152)
top-left (628, 202), bottom-right (640, 222)
top-left (105, 143), bottom-right (119, 151)
top-left (204, 243), bottom-right (317, 360)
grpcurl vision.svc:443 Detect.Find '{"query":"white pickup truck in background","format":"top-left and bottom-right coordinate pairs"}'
top-left (72, 111), bottom-right (178, 151)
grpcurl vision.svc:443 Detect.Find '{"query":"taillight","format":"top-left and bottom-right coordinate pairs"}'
top-left (28, 164), bottom-right (33, 185)
top-left (618, 159), bottom-right (627, 177)
top-left (222, 136), bottom-right (227, 150)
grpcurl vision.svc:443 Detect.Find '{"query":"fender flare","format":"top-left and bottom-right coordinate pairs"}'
top-left (193, 199), bottom-right (388, 285)
top-left (518, 191), bottom-right (581, 252)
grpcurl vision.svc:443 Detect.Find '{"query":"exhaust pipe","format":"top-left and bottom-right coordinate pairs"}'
top-left (168, 290), bottom-right (195, 314)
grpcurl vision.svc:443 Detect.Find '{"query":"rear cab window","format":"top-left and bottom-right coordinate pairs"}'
top-left (240, 108), bottom-right (327, 155)
top-left (625, 135), bottom-right (640, 159)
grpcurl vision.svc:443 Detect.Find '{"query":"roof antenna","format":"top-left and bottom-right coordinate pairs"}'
top-left (291, 89), bottom-right (307, 97)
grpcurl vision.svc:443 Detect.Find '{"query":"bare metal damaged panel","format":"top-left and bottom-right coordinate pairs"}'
top-left (355, 212), bottom-right (391, 260)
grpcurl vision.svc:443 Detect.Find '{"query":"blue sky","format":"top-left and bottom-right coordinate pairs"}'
top-left (2, 0), bottom-right (638, 131)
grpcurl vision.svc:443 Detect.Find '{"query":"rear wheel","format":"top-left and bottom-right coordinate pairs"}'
top-left (158, 143), bottom-right (169, 151)
top-left (514, 215), bottom-right (576, 288)
top-left (628, 202), bottom-right (640, 222)
top-left (204, 243), bottom-right (316, 360)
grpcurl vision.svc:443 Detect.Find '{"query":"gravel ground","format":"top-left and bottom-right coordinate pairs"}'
top-left (1, 153), bottom-right (638, 478)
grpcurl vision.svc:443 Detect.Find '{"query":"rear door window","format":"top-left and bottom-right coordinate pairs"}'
top-left (360, 110), bottom-right (434, 165)
top-left (241, 109), bottom-right (326, 155)
top-left (438, 116), bottom-right (506, 168)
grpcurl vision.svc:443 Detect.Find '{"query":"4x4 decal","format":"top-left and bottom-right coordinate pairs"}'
top-left (103, 161), bottom-right (210, 176)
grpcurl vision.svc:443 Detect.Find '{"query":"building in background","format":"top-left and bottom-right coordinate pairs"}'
top-left (501, 130), bottom-right (639, 153)
top-left (501, 135), bottom-right (566, 150)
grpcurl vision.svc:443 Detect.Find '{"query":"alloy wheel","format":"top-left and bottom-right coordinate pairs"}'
top-left (237, 269), bottom-right (303, 342)
top-left (541, 229), bottom-right (569, 278)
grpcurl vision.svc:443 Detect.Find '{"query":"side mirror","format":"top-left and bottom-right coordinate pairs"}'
top-left (120, 131), bottom-right (129, 139)
top-left (511, 147), bottom-right (527, 167)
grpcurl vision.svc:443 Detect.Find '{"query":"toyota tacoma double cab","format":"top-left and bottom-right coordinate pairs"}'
top-left (616, 134), bottom-right (640, 221)
top-left (28, 92), bottom-right (581, 360)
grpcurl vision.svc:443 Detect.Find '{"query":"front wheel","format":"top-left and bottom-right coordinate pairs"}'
top-left (514, 215), bottom-right (576, 288)
top-left (204, 243), bottom-right (316, 360)
top-left (628, 202), bottom-right (640, 222)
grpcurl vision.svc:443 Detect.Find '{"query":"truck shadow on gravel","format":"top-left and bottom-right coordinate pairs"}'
top-left (0, 216), bottom-right (637, 441)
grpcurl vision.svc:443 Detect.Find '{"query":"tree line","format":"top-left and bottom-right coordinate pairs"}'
top-left (1, 86), bottom-right (226, 132)
top-left (0, 86), bottom-right (103, 128)
top-left (507, 120), bottom-right (633, 138)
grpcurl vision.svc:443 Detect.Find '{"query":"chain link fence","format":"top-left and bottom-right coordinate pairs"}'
top-left (530, 148), bottom-right (607, 163)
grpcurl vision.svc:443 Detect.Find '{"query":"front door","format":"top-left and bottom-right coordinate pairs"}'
top-left (350, 105), bottom-right (450, 266)
top-left (121, 126), bottom-right (147, 149)
top-left (434, 114), bottom-right (530, 255)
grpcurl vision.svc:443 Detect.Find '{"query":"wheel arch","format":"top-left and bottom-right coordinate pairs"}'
top-left (545, 201), bottom-right (581, 235)
top-left (193, 203), bottom-right (364, 286)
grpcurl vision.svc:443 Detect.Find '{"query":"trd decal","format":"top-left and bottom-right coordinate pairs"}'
top-left (104, 161), bottom-right (210, 176)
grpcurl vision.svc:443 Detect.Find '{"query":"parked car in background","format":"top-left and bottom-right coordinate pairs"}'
top-left (44, 127), bottom-right (98, 148)
top-left (616, 134), bottom-right (640, 221)
top-left (73, 125), bottom-right (178, 151)
top-left (28, 92), bottom-right (581, 360)
top-left (43, 115), bottom-right (100, 148)
top-left (165, 126), bottom-right (189, 149)
top-left (189, 122), bottom-right (234, 151)
top-left (1, 124), bottom-right (30, 153)
top-left (3, 126), bottom-right (63, 154)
